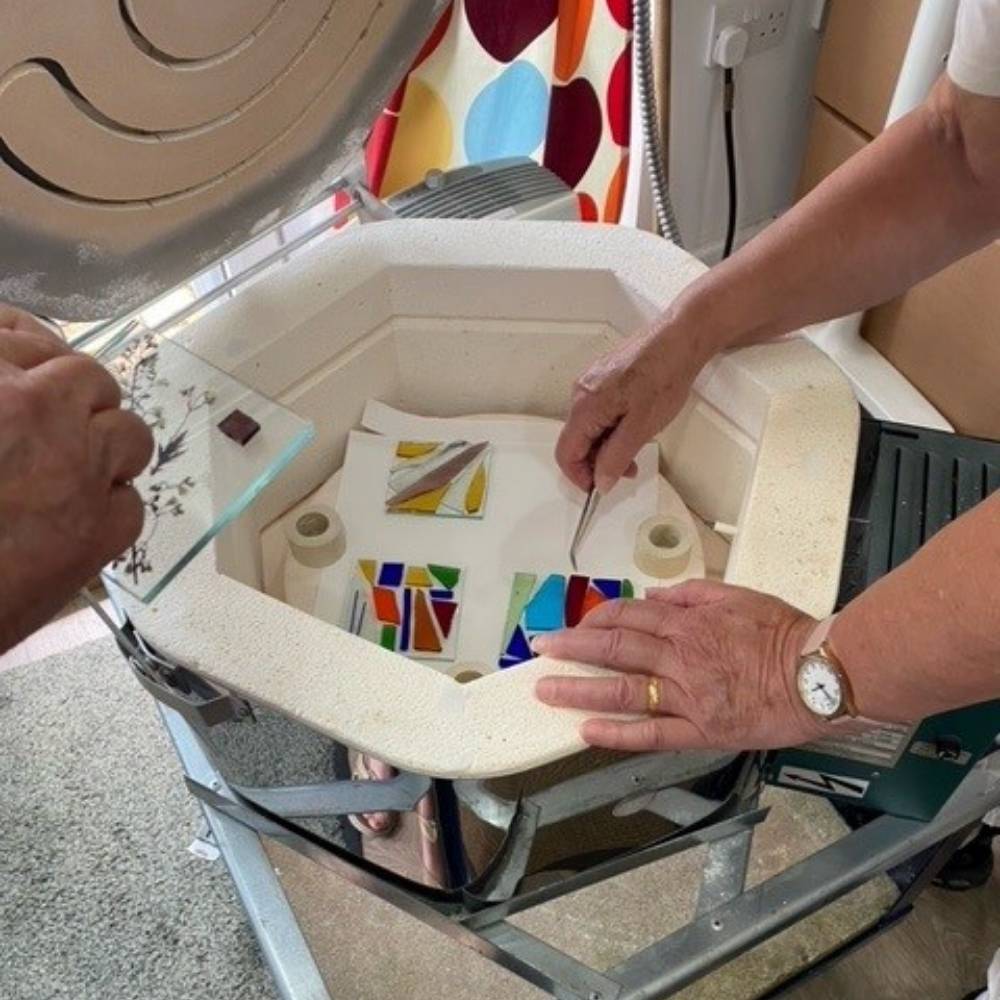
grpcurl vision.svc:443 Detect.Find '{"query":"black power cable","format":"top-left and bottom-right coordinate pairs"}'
top-left (722, 66), bottom-right (738, 259)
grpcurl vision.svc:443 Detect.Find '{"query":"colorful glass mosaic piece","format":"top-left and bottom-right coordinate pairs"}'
top-left (501, 572), bottom-right (537, 651)
top-left (395, 441), bottom-right (438, 458)
top-left (581, 584), bottom-right (606, 618)
top-left (385, 439), bottom-right (492, 519)
top-left (499, 572), bottom-right (637, 669)
top-left (565, 574), bottom-right (588, 627)
top-left (372, 586), bottom-right (400, 625)
top-left (431, 600), bottom-right (458, 639)
top-left (405, 566), bottom-right (434, 587)
top-left (524, 574), bottom-right (565, 633)
top-left (401, 587), bottom-right (412, 651)
top-left (412, 589), bottom-right (443, 654)
top-left (428, 564), bottom-right (461, 589)
top-left (343, 559), bottom-right (463, 664)
top-left (465, 461), bottom-right (487, 514)
top-left (378, 562), bottom-right (404, 587)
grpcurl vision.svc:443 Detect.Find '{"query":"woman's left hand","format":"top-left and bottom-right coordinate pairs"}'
top-left (533, 580), bottom-right (827, 752)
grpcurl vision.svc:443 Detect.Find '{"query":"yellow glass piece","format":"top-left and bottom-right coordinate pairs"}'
top-left (358, 559), bottom-right (377, 584)
top-left (405, 566), bottom-right (434, 587)
top-left (465, 461), bottom-right (487, 514)
top-left (393, 484), bottom-right (449, 513)
top-left (396, 441), bottom-right (439, 459)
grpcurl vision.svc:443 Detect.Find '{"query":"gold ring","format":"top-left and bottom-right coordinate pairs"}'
top-left (646, 676), bottom-right (662, 714)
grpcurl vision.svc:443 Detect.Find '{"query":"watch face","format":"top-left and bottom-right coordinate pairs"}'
top-left (797, 655), bottom-right (844, 718)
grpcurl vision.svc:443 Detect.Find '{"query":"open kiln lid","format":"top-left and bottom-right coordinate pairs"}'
top-left (0, 0), bottom-right (449, 322)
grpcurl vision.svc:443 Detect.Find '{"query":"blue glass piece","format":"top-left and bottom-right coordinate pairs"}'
top-left (499, 656), bottom-right (522, 670)
top-left (430, 589), bottom-right (454, 601)
top-left (505, 625), bottom-right (532, 662)
top-left (400, 587), bottom-right (412, 651)
top-left (593, 578), bottom-right (623, 599)
top-left (524, 574), bottom-right (566, 632)
top-left (378, 562), bottom-right (404, 587)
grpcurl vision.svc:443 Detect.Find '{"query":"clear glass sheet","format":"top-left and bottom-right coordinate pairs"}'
top-left (102, 331), bottom-right (314, 603)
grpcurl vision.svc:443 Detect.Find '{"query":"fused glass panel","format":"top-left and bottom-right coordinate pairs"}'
top-left (385, 440), bottom-right (492, 518)
top-left (102, 332), bottom-right (314, 602)
top-left (498, 572), bottom-right (637, 669)
top-left (343, 559), bottom-right (464, 665)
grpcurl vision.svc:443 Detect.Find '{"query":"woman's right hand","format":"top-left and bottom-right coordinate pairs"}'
top-left (555, 313), bottom-right (720, 494)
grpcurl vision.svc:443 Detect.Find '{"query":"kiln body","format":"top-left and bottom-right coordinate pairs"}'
top-left (119, 220), bottom-right (859, 779)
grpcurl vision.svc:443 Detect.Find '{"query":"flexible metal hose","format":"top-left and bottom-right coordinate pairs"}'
top-left (632, 0), bottom-right (683, 244)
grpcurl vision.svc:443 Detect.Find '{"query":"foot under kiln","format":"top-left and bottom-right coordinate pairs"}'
top-left (118, 219), bottom-right (859, 781)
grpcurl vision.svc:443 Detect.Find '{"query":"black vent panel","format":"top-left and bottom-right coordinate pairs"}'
top-left (837, 419), bottom-right (1000, 608)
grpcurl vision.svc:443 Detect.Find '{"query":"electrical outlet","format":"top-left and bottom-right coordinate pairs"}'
top-left (705, 1), bottom-right (792, 67)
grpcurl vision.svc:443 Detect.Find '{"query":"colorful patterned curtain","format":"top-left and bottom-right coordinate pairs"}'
top-left (363, 1), bottom-right (634, 223)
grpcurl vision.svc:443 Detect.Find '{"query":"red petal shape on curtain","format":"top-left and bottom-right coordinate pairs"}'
top-left (606, 0), bottom-right (633, 29)
top-left (413, 3), bottom-right (454, 69)
top-left (543, 78), bottom-right (603, 188)
top-left (465, 0), bottom-right (559, 62)
top-left (607, 41), bottom-right (631, 147)
top-left (577, 191), bottom-right (598, 221)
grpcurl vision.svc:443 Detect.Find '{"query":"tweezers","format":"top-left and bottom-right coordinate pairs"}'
top-left (569, 487), bottom-right (600, 572)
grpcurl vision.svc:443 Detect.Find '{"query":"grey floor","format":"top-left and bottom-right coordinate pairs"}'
top-left (3, 634), bottom-right (997, 1000)
top-left (0, 638), bottom-right (274, 1000)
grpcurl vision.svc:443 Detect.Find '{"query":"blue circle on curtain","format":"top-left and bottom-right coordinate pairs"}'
top-left (464, 62), bottom-right (550, 163)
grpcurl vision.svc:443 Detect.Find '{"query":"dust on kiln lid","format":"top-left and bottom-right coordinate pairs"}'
top-left (0, 0), bottom-right (449, 321)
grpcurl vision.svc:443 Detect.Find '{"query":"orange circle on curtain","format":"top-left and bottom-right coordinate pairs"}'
top-left (603, 154), bottom-right (629, 223)
top-left (555, 0), bottom-right (595, 81)
top-left (380, 77), bottom-right (454, 197)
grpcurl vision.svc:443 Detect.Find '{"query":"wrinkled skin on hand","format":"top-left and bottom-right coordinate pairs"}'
top-left (0, 306), bottom-right (153, 653)
top-left (534, 579), bottom-right (827, 752)
top-left (555, 319), bottom-right (710, 495)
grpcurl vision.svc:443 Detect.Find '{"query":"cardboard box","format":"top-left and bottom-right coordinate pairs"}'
top-left (815, 0), bottom-right (920, 136)
top-left (864, 242), bottom-right (1000, 440)
top-left (797, 98), bottom-right (870, 199)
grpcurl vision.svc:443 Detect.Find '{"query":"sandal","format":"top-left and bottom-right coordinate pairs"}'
top-left (347, 754), bottom-right (400, 838)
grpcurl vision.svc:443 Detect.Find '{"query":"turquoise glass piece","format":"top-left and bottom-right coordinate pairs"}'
top-left (101, 331), bottom-right (314, 603)
top-left (524, 574), bottom-right (566, 632)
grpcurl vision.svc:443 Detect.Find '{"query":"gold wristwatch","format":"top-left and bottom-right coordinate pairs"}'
top-left (795, 616), bottom-right (860, 722)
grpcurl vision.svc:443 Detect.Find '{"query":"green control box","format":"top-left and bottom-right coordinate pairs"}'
top-left (766, 420), bottom-right (1000, 821)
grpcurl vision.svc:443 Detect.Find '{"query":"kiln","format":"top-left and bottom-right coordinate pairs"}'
top-left (4, 3), bottom-right (1000, 997)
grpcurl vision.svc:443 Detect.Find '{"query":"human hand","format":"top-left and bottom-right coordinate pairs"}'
top-left (533, 580), bottom-right (826, 752)
top-left (555, 315), bottom-right (717, 494)
top-left (0, 306), bottom-right (153, 653)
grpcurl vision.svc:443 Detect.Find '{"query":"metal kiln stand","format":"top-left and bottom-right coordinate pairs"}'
top-left (92, 206), bottom-right (1000, 998)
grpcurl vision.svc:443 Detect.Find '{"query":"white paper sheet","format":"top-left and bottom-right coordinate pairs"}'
top-left (314, 418), bottom-right (661, 674)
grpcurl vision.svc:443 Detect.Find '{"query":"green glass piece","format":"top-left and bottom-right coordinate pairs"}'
top-left (428, 564), bottom-right (461, 589)
top-left (501, 572), bottom-right (538, 652)
top-left (380, 624), bottom-right (397, 651)
top-left (622, 579), bottom-right (635, 599)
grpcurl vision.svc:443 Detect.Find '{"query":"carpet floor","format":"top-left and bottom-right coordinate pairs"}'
top-left (0, 637), bottom-right (275, 1000)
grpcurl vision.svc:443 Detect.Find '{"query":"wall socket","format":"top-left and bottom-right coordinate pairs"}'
top-left (704, 1), bottom-right (792, 67)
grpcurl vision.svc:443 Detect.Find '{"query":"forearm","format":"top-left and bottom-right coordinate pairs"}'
top-left (667, 77), bottom-right (1000, 358)
top-left (833, 492), bottom-right (1000, 723)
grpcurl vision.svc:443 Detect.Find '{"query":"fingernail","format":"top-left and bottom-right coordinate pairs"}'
top-left (594, 474), bottom-right (614, 495)
top-left (530, 635), bottom-right (550, 654)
